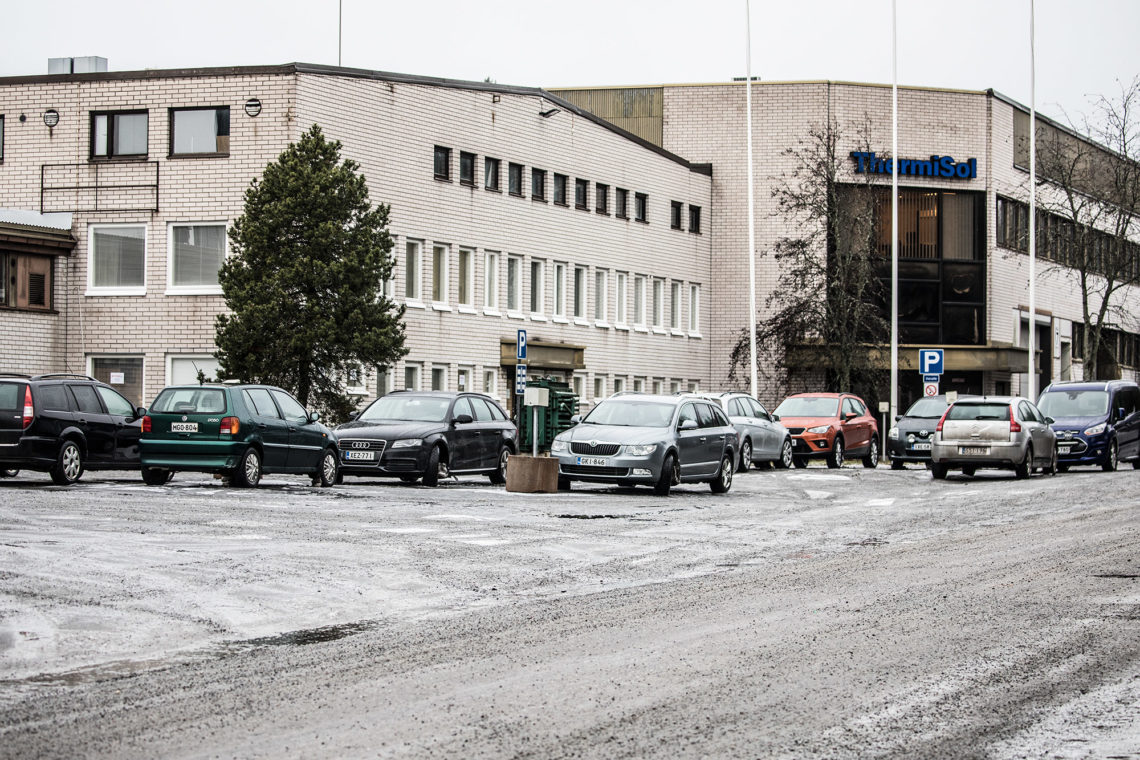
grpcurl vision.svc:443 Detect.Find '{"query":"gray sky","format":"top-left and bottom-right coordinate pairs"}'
top-left (4, 0), bottom-right (1138, 125)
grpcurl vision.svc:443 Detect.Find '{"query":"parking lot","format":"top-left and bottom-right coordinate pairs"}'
top-left (2, 463), bottom-right (1139, 758)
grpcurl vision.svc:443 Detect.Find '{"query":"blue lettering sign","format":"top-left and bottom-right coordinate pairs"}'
top-left (851, 152), bottom-right (977, 180)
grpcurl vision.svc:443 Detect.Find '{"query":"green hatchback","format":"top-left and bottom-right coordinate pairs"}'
top-left (140, 384), bottom-right (339, 487)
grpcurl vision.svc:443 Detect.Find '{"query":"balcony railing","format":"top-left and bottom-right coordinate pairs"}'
top-left (41, 161), bottom-right (159, 214)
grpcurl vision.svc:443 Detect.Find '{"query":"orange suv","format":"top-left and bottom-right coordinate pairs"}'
top-left (772, 392), bottom-right (879, 469)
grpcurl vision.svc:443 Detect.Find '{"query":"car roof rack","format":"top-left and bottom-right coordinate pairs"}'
top-left (0, 372), bottom-right (32, 378)
top-left (31, 373), bottom-right (97, 381)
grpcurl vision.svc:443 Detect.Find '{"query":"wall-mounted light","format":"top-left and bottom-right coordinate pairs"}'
top-left (43, 109), bottom-right (60, 128)
top-left (244, 98), bottom-right (262, 117)
top-left (539, 107), bottom-right (560, 118)
top-left (492, 94), bottom-right (501, 103)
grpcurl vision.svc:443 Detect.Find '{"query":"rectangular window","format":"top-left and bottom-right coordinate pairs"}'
top-left (404, 240), bottom-right (422, 300)
top-left (509, 163), bottom-right (524, 196)
top-left (91, 110), bottom-right (148, 158)
top-left (168, 355), bottom-right (220, 385)
top-left (457, 248), bottom-right (474, 307)
top-left (633, 275), bottom-right (646, 327)
top-left (432, 244), bottom-right (449, 303)
top-left (670, 380), bottom-right (681, 394)
top-left (90, 356), bottom-right (144, 407)
top-left (168, 223), bottom-right (225, 292)
top-left (529, 259), bottom-right (545, 314)
top-left (553, 174), bottom-right (568, 206)
top-left (404, 363), bottom-right (421, 390)
top-left (595, 183), bottom-right (609, 215)
top-left (434, 146), bottom-right (451, 180)
top-left (507, 255), bottom-right (522, 312)
top-left (670, 281), bottom-right (681, 330)
top-left (1, 252), bottom-right (53, 311)
top-left (484, 251), bottom-right (499, 310)
top-left (635, 193), bottom-right (648, 222)
top-left (652, 379), bottom-right (662, 395)
top-left (344, 365), bottom-right (366, 394)
top-left (459, 151), bottom-right (475, 185)
top-left (670, 201), bottom-right (683, 230)
top-left (553, 262), bottom-right (567, 318)
top-left (573, 266), bottom-right (587, 319)
top-left (615, 272), bottom-right (628, 325)
top-left (594, 270), bottom-right (607, 322)
top-left (613, 377), bottom-right (625, 394)
top-left (377, 367), bottom-right (393, 396)
top-left (170, 107), bottom-right (229, 156)
top-left (531, 169), bottom-right (546, 201)
top-left (688, 284), bottom-right (700, 333)
top-left (485, 157), bottom-right (500, 191)
top-left (594, 376), bottom-right (604, 399)
top-left (572, 375), bottom-right (583, 398)
top-left (89, 224), bottom-right (146, 294)
top-left (1, 115), bottom-right (6, 161)
top-left (483, 369), bottom-right (498, 396)
top-left (689, 205), bottom-right (702, 234)
top-left (615, 188), bottom-right (629, 219)
top-left (652, 279), bottom-right (664, 328)
top-left (575, 179), bottom-right (589, 210)
top-left (457, 367), bottom-right (471, 393)
top-left (633, 378), bottom-right (644, 393)
top-left (431, 366), bottom-right (446, 391)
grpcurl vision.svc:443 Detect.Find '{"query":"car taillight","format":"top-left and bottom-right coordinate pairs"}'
top-left (1008, 405), bottom-right (1022, 434)
top-left (935, 408), bottom-right (950, 433)
top-left (220, 417), bottom-right (240, 435)
top-left (141, 415), bottom-right (152, 433)
top-left (22, 386), bottom-right (34, 429)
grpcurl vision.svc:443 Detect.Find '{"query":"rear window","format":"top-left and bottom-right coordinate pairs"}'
top-left (946, 403), bottom-right (1010, 421)
top-left (152, 388), bottom-right (227, 414)
top-left (0, 383), bottom-right (22, 411)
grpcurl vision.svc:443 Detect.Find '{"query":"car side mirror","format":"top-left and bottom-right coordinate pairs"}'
top-left (570, 414), bottom-right (581, 424)
top-left (844, 412), bottom-right (858, 421)
top-left (771, 414), bottom-right (780, 422)
top-left (1044, 416), bottom-right (1055, 425)
top-left (134, 406), bottom-right (147, 419)
top-left (1118, 407), bottom-right (1126, 421)
top-left (894, 414), bottom-right (902, 421)
top-left (347, 411), bottom-right (359, 421)
top-left (307, 410), bottom-right (321, 424)
top-left (679, 419), bottom-right (698, 430)
top-left (453, 413), bottom-right (474, 425)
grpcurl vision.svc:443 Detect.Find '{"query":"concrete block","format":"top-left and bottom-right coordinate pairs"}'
top-left (505, 454), bottom-right (559, 493)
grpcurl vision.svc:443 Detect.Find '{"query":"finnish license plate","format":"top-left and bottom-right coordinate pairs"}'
top-left (171, 422), bottom-right (198, 433)
top-left (960, 446), bottom-right (989, 456)
top-left (910, 443), bottom-right (932, 451)
top-left (344, 450), bottom-right (376, 461)
top-left (577, 456), bottom-right (608, 466)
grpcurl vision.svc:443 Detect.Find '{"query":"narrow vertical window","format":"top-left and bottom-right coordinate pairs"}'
top-left (573, 266), bottom-right (586, 319)
top-left (553, 174), bottom-right (568, 206)
top-left (615, 188), bottom-right (629, 219)
top-left (635, 193), bottom-right (648, 222)
top-left (459, 151), bottom-right (475, 185)
top-left (670, 201), bottom-right (683, 230)
top-left (615, 272), bottom-right (628, 325)
top-left (531, 169), bottom-right (546, 201)
top-left (688, 284), bottom-right (700, 333)
top-left (484, 251), bottom-right (499, 310)
top-left (433, 146), bottom-right (451, 180)
top-left (457, 248), bottom-right (474, 307)
top-left (507, 255), bottom-right (521, 312)
top-left (509, 163), bottom-right (523, 196)
top-left (652, 279), bottom-right (664, 328)
top-left (575, 179), bottom-right (589, 210)
top-left (432, 244), bottom-right (448, 303)
top-left (595, 184), bottom-right (609, 215)
top-left (553, 263), bottom-right (566, 318)
top-left (404, 240), bottom-right (422, 300)
top-left (670, 281), bottom-right (681, 330)
top-left (633, 275), bottom-right (646, 327)
top-left (529, 259), bottom-right (544, 314)
top-left (688, 205), bottom-right (702, 234)
top-left (485, 157), bottom-right (500, 191)
top-left (594, 270), bottom-right (607, 322)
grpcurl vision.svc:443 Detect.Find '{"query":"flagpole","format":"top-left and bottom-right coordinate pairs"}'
top-left (890, 0), bottom-right (899, 421)
top-left (745, 0), bottom-right (758, 400)
top-left (1028, 0), bottom-right (1037, 399)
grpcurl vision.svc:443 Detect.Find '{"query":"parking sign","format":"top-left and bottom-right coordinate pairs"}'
top-left (517, 329), bottom-right (527, 361)
top-left (515, 364), bottom-right (527, 395)
top-left (919, 349), bottom-right (944, 375)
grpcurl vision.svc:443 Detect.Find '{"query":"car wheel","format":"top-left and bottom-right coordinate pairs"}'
top-left (654, 453), bottom-right (678, 496)
top-left (232, 447), bottom-right (262, 488)
top-left (710, 454), bottom-right (734, 493)
top-left (50, 440), bottom-right (84, 485)
top-left (422, 446), bottom-right (445, 487)
top-left (557, 476), bottom-right (572, 491)
top-left (1102, 440), bottom-right (1118, 472)
top-left (1, 468), bottom-right (19, 478)
top-left (862, 437), bottom-right (879, 469)
top-left (313, 448), bottom-right (338, 487)
top-left (962, 466), bottom-right (976, 477)
top-left (737, 440), bottom-right (752, 473)
top-left (1045, 447), bottom-right (1058, 476)
top-left (488, 447), bottom-right (510, 485)
top-left (1014, 446), bottom-right (1032, 479)
top-left (890, 459), bottom-right (904, 471)
top-left (826, 437), bottom-right (845, 469)
top-left (931, 462), bottom-right (948, 480)
top-left (1057, 463), bottom-right (1070, 473)
top-left (792, 455), bottom-right (808, 469)
top-left (399, 474), bottom-right (419, 483)
top-left (776, 438), bottom-right (793, 469)
top-left (142, 466), bottom-right (171, 486)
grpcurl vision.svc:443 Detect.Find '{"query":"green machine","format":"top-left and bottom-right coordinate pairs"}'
top-left (518, 377), bottom-right (579, 453)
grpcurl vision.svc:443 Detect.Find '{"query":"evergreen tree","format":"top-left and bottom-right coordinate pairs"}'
top-left (215, 125), bottom-right (406, 421)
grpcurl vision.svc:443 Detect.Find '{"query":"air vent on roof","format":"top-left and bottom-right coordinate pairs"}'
top-left (48, 57), bottom-right (108, 74)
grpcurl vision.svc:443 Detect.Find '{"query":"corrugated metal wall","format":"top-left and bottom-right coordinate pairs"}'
top-left (550, 88), bottom-right (664, 147)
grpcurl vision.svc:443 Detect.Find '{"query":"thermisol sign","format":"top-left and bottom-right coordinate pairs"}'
top-left (851, 151), bottom-right (977, 180)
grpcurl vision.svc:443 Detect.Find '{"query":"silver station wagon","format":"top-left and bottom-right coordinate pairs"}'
top-left (931, 396), bottom-right (1057, 479)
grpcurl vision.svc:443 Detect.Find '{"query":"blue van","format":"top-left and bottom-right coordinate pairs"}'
top-left (1036, 380), bottom-right (1140, 472)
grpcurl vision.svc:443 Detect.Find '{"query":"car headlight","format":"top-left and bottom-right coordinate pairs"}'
top-left (391, 438), bottom-right (422, 448)
top-left (1083, 423), bottom-right (1107, 436)
top-left (807, 425), bottom-right (830, 434)
top-left (550, 438), bottom-right (569, 453)
top-left (888, 427), bottom-right (899, 440)
top-left (623, 443), bottom-right (657, 456)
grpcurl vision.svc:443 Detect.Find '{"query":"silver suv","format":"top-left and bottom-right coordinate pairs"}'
top-left (931, 396), bottom-right (1057, 479)
top-left (550, 393), bottom-right (736, 496)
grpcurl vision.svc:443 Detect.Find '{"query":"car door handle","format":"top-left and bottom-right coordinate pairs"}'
top-left (258, 423), bottom-right (267, 429)
top-left (699, 436), bottom-right (707, 442)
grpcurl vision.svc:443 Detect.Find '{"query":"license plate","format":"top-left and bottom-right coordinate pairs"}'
top-left (791, 439), bottom-right (804, 448)
top-left (960, 446), bottom-right (989, 456)
top-left (1057, 445), bottom-right (1072, 454)
top-left (344, 450), bottom-right (376, 461)
top-left (910, 443), bottom-right (932, 451)
top-left (577, 456), bottom-right (608, 466)
top-left (171, 422), bottom-right (198, 433)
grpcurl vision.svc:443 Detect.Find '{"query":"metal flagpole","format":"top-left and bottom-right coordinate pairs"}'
top-left (745, 0), bottom-right (758, 400)
top-left (338, 0), bottom-right (343, 67)
top-left (890, 0), bottom-right (899, 421)
top-left (1028, 0), bottom-right (1037, 399)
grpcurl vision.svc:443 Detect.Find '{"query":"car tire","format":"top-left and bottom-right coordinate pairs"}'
top-left (862, 437), bottom-right (879, 469)
top-left (142, 466), bottom-right (172, 486)
top-left (557, 476), bottom-right (572, 491)
top-left (793, 455), bottom-right (808, 469)
top-left (775, 439), bottom-right (794, 469)
top-left (931, 462), bottom-right (948, 480)
top-left (1044, 447), bottom-right (1058, 476)
top-left (654, 454), bottom-right (678, 496)
top-left (313, 448), bottom-right (338, 487)
top-left (422, 446), bottom-right (445, 487)
top-left (1057, 463), bottom-right (1070, 473)
top-left (232, 447), bottom-right (262, 488)
top-left (710, 454), bottom-right (734, 493)
top-left (1102, 440), bottom-right (1118, 472)
top-left (890, 459), bottom-right (904, 471)
top-left (1014, 446), bottom-right (1032, 479)
top-left (826, 437), bottom-right (845, 469)
top-left (488, 447), bottom-right (510, 485)
top-left (50, 440), bottom-right (84, 485)
top-left (399, 474), bottom-right (419, 483)
top-left (737, 440), bottom-right (752, 473)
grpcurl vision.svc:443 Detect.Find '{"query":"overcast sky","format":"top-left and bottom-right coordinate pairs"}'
top-left (4, 0), bottom-right (1138, 126)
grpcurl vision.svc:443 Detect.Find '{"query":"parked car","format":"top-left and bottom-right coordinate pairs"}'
top-left (886, 395), bottom-right (956, 469)
top-left (335, 391), bottom-right (517, 486)
top-left (550, 393), bottom-right (736, 496)
top-left (1036, 380), bottom-right (1140, 472)
top-left (773, 392), bottom-right (880, 469)
top-left (930, 396), bottom-right (1057, 479)
top-left (140, 384), bottom-right (338, 487)
top-left (700, 392), bottom-right (793, 471)
top-left (0, 373), bottom-right (145, 485)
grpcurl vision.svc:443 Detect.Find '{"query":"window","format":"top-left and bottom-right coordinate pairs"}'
top-left (575, 179), bottom-right (589, 210)
top-left (434, 146), bottom-right (451, 180)
top-left (671, 201), bottom-right (683, 230)
top-left (483, 369), bottom-right (498, 396)
top-left (457, 367), bottom-right (471, 393)
top-left (485, 157), bottom-right (501, 191)
top-left (594, 270), bottom-right (607, 322)
top-left (170, 107), bottom-right (229, 156)
top-left (1, 252), bottom-right (53, 311)
top-left (457, 247), bottom-right (474, 307)
top-left (509, 163), bottom-right (524, 196)
top-left (344, 365), bottom-right (366, 395)
top-left (404, 363), bottom-right (421, 390)
top-left (670, 380), bottom-right (680, 394)
top-left (91, 110), bottom-right (148, 158)
top-left (652, 279), bottom-right (664, 328)
top-left (507, 255), bottom-right (522, 312)
top-left (613, 377), bottom-right (625, 394)
top-left (377, 367), bottom-right (393, 396)
top-left (168, 355), bottom-right (221, 385)
top-left (689, 205), bottom-right (702, 234)
top-left (529, 259), bottom-right (545, 314)
top-left (670, 281), bottom-right (681, 330)
top-left (244, 388), bottom-right (280, 418)
top-left (633, 275), bottom-right (646, 327)
top-left (459, 151), bottom-right (475, 185)
top-left (272, 389), bottom-right (310, 423)
top-left (633, 378), bottom-right (644, 393)
top-left (553, 262), bottom-right (567, 318)
top-left (168, 223), bottom-right (225, 293)
top-left (94, 386), bottom-right (134, 417)
top-left (688, 284), bottom-right (700, 333)
top-left (89, 224), bottom-right (145, 294)
top-left (595, 184), bottom-right (609, 215)
top-left (652, 379), bottom-right (662, 395)
top-left (572, 375), bottom-right (583, 398)
top-left (431, 366), bottom-right (446, 391)
top-left (553, 174), bottom-right (568, 206)
top-left (431, 244), bottom-right (448, 303)
top-left (404, 240), bottom-right (423, 300)
top-left (90, 356), bottom-right (144, 407)
top-left (573, 266), bottom-right (587, 319)
top-left (484, 251), bottom-right (499, 311)
top-left (635, 193), bottom-right (648, 222)
top-left (531, 169), bottom-right (546, 201)
top-left (615, 188), bottom-right (629, 219)
top-left (594, 377), bottom-right (604, 399)
top-left (615, 272), bottom-right (628, 325)
top-left (0, 115), bottom-right (5, 161)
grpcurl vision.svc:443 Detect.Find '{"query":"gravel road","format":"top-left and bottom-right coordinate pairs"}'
top-left (1, 464), bottom-right (1138, 758)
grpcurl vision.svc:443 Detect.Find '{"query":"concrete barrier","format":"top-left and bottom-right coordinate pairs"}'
top-left (505, 454), bottom-right (559, 493)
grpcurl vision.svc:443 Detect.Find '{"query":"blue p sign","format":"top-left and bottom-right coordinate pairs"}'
top-left (920, 349), bottom-right (944, 375)
top-left (517, 329), bottom-right (527, 360)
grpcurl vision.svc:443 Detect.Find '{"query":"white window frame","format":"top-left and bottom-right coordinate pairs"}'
top-left (615, 272), bottom-right (628, 328)
top-left (594, 269), bottom-right (608, 326)
top-left (404, 239), bottom-right (424, 305)
top-left (552, 262), bottom-right (567, 321)
top-left (633, 377), bottom-right (645, 393)
top-left (613, 376), bottom-right (625, 394)
top-left (457, 247), bottom-right (476, 311)
top-left (403, 362), bottom-right (421, 391)
top-left (651, 278), bottom-right (664, 331)
top-left (343, 364), bottom-right (367, 396)
top-left (165, 221), bottom-right (227, 295)
top-left (593, 376), bottom-right (605, 400)
top-left (430, 365), bottom-right (447, 391)
top-left (431, 243), bottom-right (450, 310)
top-left (506, 254), bottom-right (523, 316)
top-left (572, 375), bottom-right (584, 398)
top-left (376, 366), bottom-right (394, 397)
top-left (688, 284), bottom-right (701, 336)
top-left (456, 366), bottom-right (472, 393)
top-left (166, 354), bottom-right (221, 385)
top-left (483, 250), bottom-right (500, 314)
top-left (633, 275), bottom-right (647, 329)
top-left (670, 281), bottom-right (682, 333)
top-left (529, 258), bottom-right (546, 319)
top-left (572, 266), bottom-right (587, 323)
top-left (87, 223), bottom-right (147, 296)
top-left (483, 368), bottom-right (498, 397)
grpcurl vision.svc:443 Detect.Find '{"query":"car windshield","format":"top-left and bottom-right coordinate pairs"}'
top-left (360, 394), bottom-right (451, 422)
top-left (583, 399), bottom-right (674, 427)
top-left (151, 388), bottom-right (227, 414)
top-left (1037, 390), bottom-right (1109, 418)
top-left (946, 403), bottom-right (1009, 421)
top-left (903, 398), bottom-right (949, 418)
top-left (774, 397), bottom-right (839, 417)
